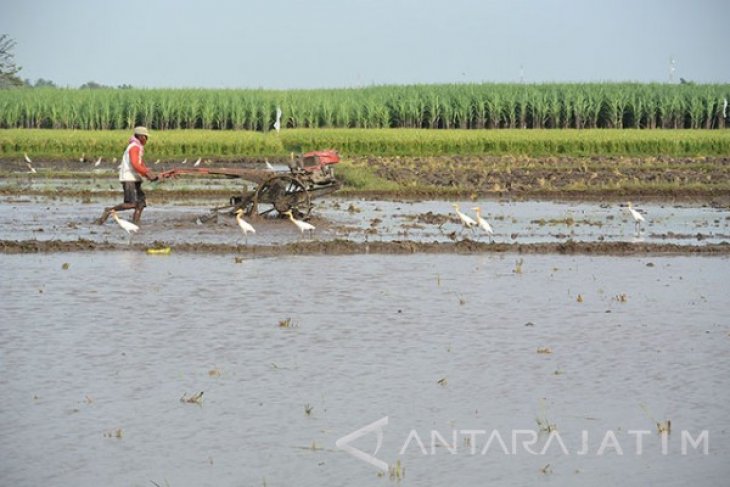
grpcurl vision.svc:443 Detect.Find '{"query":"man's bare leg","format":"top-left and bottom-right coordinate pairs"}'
top-left (132, 205), bottom-right (144, 224)
top-left (98, 203), bottom-right (135, 224)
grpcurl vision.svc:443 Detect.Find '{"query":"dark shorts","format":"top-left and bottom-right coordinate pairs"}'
top-left (122, 181), bottom-right (146, 208)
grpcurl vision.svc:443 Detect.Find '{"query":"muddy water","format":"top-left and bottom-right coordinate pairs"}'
top-left (1, 253), bottom-right (728, 486)
top-left (2, 196), bottom-right (729, 247)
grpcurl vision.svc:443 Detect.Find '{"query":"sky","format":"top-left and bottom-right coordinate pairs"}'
top-left (1, 0), bottom-right (729, 89)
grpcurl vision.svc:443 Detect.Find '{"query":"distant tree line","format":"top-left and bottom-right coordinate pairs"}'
top-left (0, 34), bottom-right (23, 88)
top-left (1, 33), bottom-right (133, 90)
top-left (21, 78), bottom-right (134, 89)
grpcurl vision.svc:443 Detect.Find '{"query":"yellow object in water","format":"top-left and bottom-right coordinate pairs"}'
top-left (146, 247), bottom-right (171, 255)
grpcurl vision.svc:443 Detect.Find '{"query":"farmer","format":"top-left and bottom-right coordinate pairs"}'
top-left (97, 126), bottom-right (158, 225)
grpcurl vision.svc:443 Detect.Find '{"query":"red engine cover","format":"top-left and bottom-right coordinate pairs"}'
top-left (301, 150), bottom-right (340, 171)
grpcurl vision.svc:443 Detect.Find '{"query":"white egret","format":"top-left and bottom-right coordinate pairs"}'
top-left (265, 159), bottom-right (275, 171)
top-left (181, 158), bottom-right (187, 164)
top-left (94, 156), bottom-right (102, 167)
top-left (194, 157), bottom-right (202, 167)
top-left (451, 203), bottom-right (476, 232)
top-left (234, 209), bottom-right (256, 244)
top-left (472, 207), bottom-right (494, 241)
top-left (153, 159), bottom-right (161, 165)
top-left (23, 152), bottom-right (37, 173)
top-left (626, 202), bottom-right (645, 233)
top-left (25, 162), bottom-right (37, 173)
top-left (723, 98), bottom-right (728, 119)
top-left (273, 106), bottom-right (282, 134)
top-left (110, 210), bottom-right (139, 244)
top-left (283, 210), bottom-right (315, 238)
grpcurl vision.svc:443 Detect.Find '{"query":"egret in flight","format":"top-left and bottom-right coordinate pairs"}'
top-left (110, 210), bottom-right (139, 244)
top-left (626, 202), bottom-right (645, 233)
top-left (472, 207), bottom-right (494, 241)
top-left (234, 209), bottom-right (256, 244)
top-left (283, 210), bottom-right (315, 238)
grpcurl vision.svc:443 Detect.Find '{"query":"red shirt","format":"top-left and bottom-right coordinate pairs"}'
top-left (128, 144), bottom-right (151, 179)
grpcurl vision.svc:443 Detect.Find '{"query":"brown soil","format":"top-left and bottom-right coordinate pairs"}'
top-left (3, 239), bottom-right (729, 255)
top-left (348, 155), bottom-right (730, 203)
top-left (4, 155), bottom-right (730, 203)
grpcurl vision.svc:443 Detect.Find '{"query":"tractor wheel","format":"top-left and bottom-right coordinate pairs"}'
top-left (249, 175), bottom-right (311, 219)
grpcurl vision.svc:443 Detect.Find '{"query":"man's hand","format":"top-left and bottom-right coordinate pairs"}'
top-left (148, 171), bottom-right (158, 181)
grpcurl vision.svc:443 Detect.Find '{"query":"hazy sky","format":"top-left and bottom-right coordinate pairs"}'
top-left (2, 0), bottom-right (728, 89)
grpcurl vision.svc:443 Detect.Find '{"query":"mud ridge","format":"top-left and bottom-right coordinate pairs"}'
top-left (2, 239), bottom-right (729, 256)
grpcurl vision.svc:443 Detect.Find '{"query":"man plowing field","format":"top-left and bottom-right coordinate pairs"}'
top-left (97, 126), bottom-right (158, 225)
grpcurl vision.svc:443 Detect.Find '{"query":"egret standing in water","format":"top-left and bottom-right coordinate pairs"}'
top-left (283, 210), bottom-right (315, 239)
top-left (472, 207), bottom-right (494, 241)
top-left (234, 209), bottom-right (256, 244)
top-left (626, 202), bottom-right (645, 233)
top-left (24, 153), bottom-right (36, 173)
top-left (451, 203), bottom-right (476, 234)
top-left (110, 209), bottom-right (139, 244)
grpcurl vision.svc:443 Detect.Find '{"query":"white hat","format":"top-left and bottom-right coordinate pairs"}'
top-left (133, 126), bottom-right (150, 137)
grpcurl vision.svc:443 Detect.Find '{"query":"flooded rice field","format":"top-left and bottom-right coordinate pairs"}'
top-left (2, 195), bottom-right (729, 248)
top-left (1, 252), bottom-right (729, 486)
